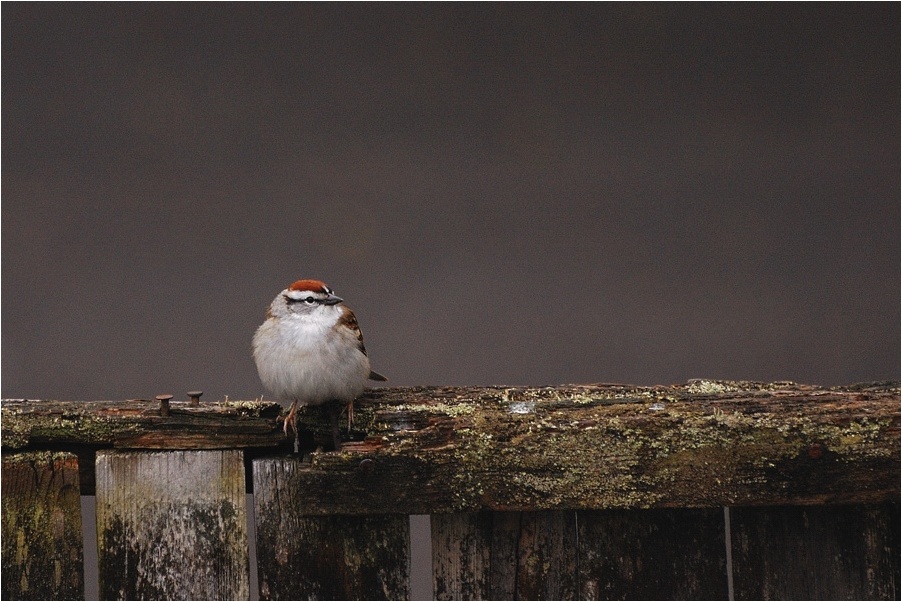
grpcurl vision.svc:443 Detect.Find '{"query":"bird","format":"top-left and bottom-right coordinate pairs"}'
top-left (252, 279), bottom-right (386, 450)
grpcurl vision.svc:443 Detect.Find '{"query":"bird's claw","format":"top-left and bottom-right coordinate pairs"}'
top-left (283, 400), bottom-right (300, 453)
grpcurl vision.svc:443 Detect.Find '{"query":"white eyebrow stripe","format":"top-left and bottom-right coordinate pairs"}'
top-left (284, 289), bottom-right (321, 299)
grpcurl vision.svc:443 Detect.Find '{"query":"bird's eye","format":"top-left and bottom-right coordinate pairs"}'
top-left (304, 297), bottom-right (316, 304)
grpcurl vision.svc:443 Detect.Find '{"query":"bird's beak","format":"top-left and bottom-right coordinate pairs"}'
top-left (323, 293), bottom-right (344, 305)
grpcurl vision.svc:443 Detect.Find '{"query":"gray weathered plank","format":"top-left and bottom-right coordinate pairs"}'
top-left (731, 502), bottom-right (900, 600)
top-left (578, 508), bottom-right (728, 600)
top-left (1, 451), bottom-right (84, 600)
top-left (95, 450), bottom-right (249, 600)
top-left (253, 456), bottom-right (410, 600)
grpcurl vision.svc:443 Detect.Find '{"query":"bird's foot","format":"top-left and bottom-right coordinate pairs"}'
top-left (283, 400), bottom-right (300, 453)
top-left (345, 400), bottom-right (355, 430)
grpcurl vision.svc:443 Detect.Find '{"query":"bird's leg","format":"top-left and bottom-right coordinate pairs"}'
top-left (329, 405), bottom-right (341, 451)
top-left (346, 399), bottom-right (355, 430)
top-left (283, 400), bottom-right (300, 453)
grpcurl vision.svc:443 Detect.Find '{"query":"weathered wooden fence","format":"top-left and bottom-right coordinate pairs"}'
top-left (2, 381), bottom-right (899, 600)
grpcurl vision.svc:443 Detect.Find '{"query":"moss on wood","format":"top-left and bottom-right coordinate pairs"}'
top-left (3, 381), bottom-right (898, 512)
top-left (289, 381), bottom-right (899, 513)
top-left (1, 399), bottom-right (284, 449)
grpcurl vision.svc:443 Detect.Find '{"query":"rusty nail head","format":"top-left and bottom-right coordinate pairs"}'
top-left (187, 390), bottom-right (203, 406)
top-left (156, 394), bottom-right (173, 417)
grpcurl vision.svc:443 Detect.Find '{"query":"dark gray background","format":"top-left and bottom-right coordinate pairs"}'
top-left (3, 4), bottom-right (899, 401)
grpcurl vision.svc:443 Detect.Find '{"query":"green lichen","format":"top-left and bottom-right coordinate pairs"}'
top-left (6, 413), bottom-right (141, 449)
top-left (219, 400), bottom-right (282, 416)
top-left (391, 401), bottom-right (477, 417)
top-left (1, 451), bottom-right (83, 599)
top-left (373, 383), bottom-right (894, 510)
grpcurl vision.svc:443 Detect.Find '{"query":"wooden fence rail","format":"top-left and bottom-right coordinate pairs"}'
top-left (2, 381), bottom-right (899, 600)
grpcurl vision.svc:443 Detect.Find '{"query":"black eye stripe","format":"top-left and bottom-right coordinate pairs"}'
top-left (284, 294), bottom-right (321, 305)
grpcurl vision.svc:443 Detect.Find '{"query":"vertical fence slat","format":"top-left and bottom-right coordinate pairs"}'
top-left (432, 513), bottom-right (492, 600)
top-left (731, 502), bottom-right (900, 600)
top-left (95, 450), bottom-right (249, 600)
top-left (577, 508), bottom-right (729, 600)
top-left (510, 511), bottom-right (578, 600)
top-left (433, 510), bottom-right (726, 600)
top-left (253, 457), bottom-right (410, 601)
top-left (485, 511), bottom-right (521, 599)
top-left (1, 451), bottom-right (84, 600)
top-left (432, 511), bottom-right (578, 600)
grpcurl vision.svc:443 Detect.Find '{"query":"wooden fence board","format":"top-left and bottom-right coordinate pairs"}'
top-left (432, 513), bottom-right (492, 600)
top-left (253, 457), bottom-right (410, 600)
top-left (1, 398), bottom-right (283, 450)
top-left (284, 382), bottom-right (899, 513)
top-left (95, 450), bottom-right (249, 600)
top-left (577, 508), bottom-right (728, 600)
top-left (3, 383), bottom-right (898, 511)
top-left (731, 502), bottom-right (900, 600)
top-left (1, 451), bottom-right (84, 600)
top-left (433, 509), bottom-right (726, 600)
top-left (485, 512), bottom-right (521, 599)
top-left (432, 511), bottom-right (579, 600)
top-left (509, 511), bottom-right (579, 600)
top-left (1, 384), bottom-right (899, 601)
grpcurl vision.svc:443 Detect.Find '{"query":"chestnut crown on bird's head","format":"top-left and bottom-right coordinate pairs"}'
top-left (283, 279), bottom-right (343, 304)
top-left (289, 279), bottom-right (331, 295)
top-left (267, 279), bottom-right (345, 317)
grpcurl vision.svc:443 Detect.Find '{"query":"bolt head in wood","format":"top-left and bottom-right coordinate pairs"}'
top-left (156, 394), bottom-right (173, 417)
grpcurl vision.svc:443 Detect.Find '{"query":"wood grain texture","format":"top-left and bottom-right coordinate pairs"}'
top-left (1, 398), bottom-right (283, 449)
top-left (95, 450), bottom-right (249, 600)
top-left (433, 510), bottom-right (726, 600)
top-left (578, 509), bottom-right (729, 600)
top-left (731, 502), bottom-right (900, 600)
top-left (432, 513), bottom-right (492, 600)
top-left (1, 451), bottom-right (84, 600)
top-left (432, 512), bottom-right (577, 600)
top-left (275, 381), bottom-right (900, 513)
top-left (253, 456), bottom-right (410, 600)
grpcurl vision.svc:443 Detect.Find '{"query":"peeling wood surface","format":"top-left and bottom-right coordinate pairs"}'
top-left (1, 451), bottom-right (84, 600)
top-left (1, 398), bottom-right (283, 449)
top-left (731, 501), bottom-right (900, 600)
top-left (95, 450), bottom-right (249, 600)
top-left (253, 457), bottom-right (410, 600)
top-left (289, 381), bottom-right (901, 513)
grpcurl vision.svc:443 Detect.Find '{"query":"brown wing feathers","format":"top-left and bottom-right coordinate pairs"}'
top-left (336, 306), bottom-right (387, 381)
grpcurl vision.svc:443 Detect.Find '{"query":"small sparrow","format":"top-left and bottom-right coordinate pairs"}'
top-left (252, 279), bottom-right (386, 448)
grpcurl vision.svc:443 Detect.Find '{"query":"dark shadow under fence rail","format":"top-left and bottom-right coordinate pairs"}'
top-left (2, 381), bottom-right (899, 600)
